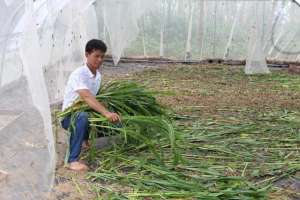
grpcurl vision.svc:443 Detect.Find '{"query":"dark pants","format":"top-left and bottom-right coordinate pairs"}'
top-left (61, 112), bottom-right (89, 163)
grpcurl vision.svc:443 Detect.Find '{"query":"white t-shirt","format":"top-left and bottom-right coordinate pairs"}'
top-left (62, 64), bottom-right (101, 111)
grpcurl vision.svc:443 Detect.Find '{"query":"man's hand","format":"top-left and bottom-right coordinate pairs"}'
top-left (77, 89), bottom-right (121, 123)
top-left (104, 112), bottom-right (121, 123)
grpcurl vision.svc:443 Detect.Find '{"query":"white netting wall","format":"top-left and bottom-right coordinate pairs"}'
top-left (0, 0), bottom-right (300, 199)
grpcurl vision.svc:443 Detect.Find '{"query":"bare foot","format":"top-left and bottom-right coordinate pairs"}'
top-left (67, 161), bottom-right (89, 171)
top-left (78, 160), bottom-right (87, 165)
top-left (82, 140), bottom-right (91, 150)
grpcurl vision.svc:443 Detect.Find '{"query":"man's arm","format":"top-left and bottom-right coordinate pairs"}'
top-left (77, 89), bottom-right (120, 123)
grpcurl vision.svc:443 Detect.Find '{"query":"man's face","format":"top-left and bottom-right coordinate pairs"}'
top-left (86, 49), bottom-right (105, 70)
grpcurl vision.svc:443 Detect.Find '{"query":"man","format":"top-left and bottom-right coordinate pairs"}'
top-left (61, 39), bottom-right (120, 171)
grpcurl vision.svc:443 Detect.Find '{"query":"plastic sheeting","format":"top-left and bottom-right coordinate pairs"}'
top-left (7, 0), bottom-right (299, 102)
top-left (101, 0), bottom-right (156, 65)
top-left (43, 0), bottom-right (98, 103)
top-left (112, 0), bottom-right (300, 63)
top-left (245, 1), bottom-right (270, 74)
top-left (0, 0), bottom-right (97, 199)
top-left (0, 0), bottom-right (55, 199)
top-left (0, 0), bottom-right (300, 199)
top-left (0, 78), bottom-right (53, 199)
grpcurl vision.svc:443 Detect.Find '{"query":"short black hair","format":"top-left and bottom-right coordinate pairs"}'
top-left (85, 39), bottom-right (107, 54)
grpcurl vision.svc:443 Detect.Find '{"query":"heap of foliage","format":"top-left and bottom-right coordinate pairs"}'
top-left (58, 80), bottom-right (273, 199)
top-left (58, 81), bottom-right (180, 163)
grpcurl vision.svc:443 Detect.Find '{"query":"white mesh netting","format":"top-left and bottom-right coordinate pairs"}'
top-left (0, 0), bottom-right (300, 199)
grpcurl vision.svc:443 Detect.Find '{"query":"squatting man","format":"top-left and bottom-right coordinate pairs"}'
top-left (61, 39), bottom-right (121, 171)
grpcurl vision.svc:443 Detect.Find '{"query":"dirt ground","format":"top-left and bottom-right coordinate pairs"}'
top-left (52, 62), bottom-right (300, 200)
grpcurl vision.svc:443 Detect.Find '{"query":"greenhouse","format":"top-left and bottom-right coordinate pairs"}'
top-left (1, 0), bottom-right (300, 199)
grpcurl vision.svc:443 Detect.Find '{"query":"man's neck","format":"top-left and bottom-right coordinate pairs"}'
top-left (86, 63), bottom-right (97, 76)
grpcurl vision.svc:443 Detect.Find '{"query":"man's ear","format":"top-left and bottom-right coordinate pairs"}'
top-left (85, 52), bottom-right (89, 58)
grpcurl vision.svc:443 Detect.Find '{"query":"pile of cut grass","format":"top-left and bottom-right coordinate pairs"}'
top-left (58, 80), bottom-right (181, 164)
top-left (86, 109), bottom-right (300, 200)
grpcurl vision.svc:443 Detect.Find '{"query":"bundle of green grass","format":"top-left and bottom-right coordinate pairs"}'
top-left (58, 80), bottom-right (180, 163)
